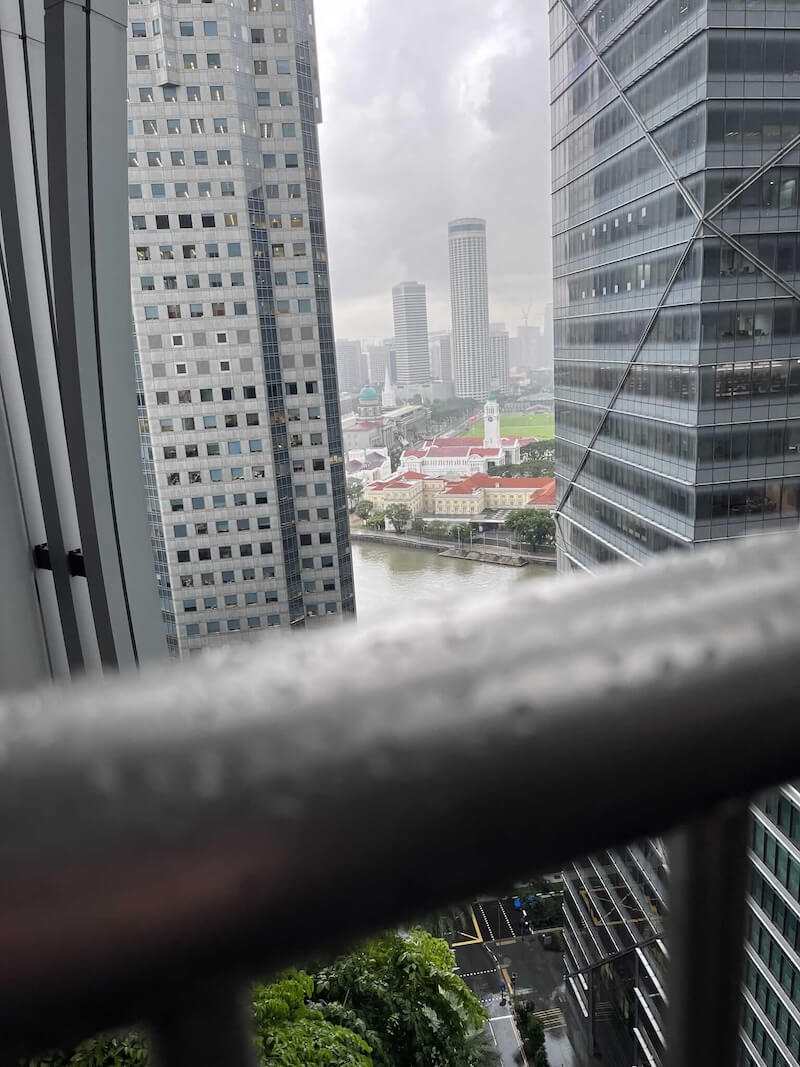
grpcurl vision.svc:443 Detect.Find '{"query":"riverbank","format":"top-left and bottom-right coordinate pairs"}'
top-left (349, 528), bottom-right (557, 568)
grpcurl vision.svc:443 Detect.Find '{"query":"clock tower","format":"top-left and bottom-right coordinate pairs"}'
top-left (483, 394), bottom-right (500, 449)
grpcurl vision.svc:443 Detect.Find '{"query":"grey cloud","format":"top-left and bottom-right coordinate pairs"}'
top-left (316, 0), bottom-right (552, 340)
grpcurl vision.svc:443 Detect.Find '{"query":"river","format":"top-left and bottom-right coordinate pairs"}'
top-left (351, 540), bottom-right (555, 624)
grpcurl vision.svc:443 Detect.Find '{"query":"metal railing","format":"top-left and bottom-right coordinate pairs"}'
top-left (1, 532), bottom-right (799, 1065)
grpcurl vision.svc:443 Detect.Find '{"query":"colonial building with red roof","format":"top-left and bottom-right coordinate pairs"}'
top-left (362, 471), bottom-right (555, 524)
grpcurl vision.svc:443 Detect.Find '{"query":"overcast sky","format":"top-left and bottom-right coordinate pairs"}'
top-left (314, 0), bottom-right (552, 344)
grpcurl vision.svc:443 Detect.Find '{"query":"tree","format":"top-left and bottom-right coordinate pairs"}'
top-left (314, 930), bottom-right (491, 1067)
top-left (513, 1007), bottom-right (549, 1066)
top-left (253, 971), bottom-right (373, 1067)
top-left (384, 503), bottom-right (412, 533)
top-left (365, 510), bottom-right (386, 531)
top-left (388, 446), bottom-right (403, 472)
top-left (355, 500), bottom-right (373, 521)
top-left (504, 509), bottom-right (555, 550)
top-left (347, 482), bottom-right (364, 513)
top-left (489, 440), bottom-right (555, 478)
top-left (21, 934), bottom-right (494, 1067)
top-left (450, 523), bottom-right (473, 544)
top-left (23, 1034), bottom-right (148, 1066)
top-left (410, 517), bottom-right (427, 534)
top-left (426, 520), bottom-right (449, 540)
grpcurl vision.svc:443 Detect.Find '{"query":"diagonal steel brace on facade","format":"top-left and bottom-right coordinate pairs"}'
top-left (554, 1), bottom-right (800, 529)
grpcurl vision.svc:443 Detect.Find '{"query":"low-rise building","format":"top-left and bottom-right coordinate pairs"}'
top-left (363, 472), bottom-right (555, 524)
top-left (345, 448), bottom-right (392, 486)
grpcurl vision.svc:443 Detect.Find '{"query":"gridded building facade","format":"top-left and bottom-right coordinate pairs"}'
top-left (448, 218), bottom-right (491, 399)
top-left (128, 0), bottom-right (354, 652)
top-left (550, 3), bottom-right (800, 1066)
top-left (392, 281), bottom-right (430, 385)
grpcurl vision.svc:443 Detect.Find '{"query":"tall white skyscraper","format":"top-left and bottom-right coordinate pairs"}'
top-left (391, 282), bottom-right (430, 385)
top-left (448, 218), bottom-right (490, 399)
top-left (128, 0), bottom-right (355, 652)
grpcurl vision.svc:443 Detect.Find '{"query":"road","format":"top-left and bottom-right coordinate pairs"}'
top-left (448, 898), bottom-right (578, 1067)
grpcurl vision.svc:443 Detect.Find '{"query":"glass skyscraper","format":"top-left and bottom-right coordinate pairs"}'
top-left (550, 2), bottom-right (800, 1065)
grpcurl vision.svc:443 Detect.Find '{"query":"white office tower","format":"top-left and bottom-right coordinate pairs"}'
top-left (448, 218), bottom-right (490, 399)
top-left (489, 323), bottom-right (510, 390)
top-left (128, 0), bottom-right (355, 651)
top-left (391, 281), bottom-right (430, 385)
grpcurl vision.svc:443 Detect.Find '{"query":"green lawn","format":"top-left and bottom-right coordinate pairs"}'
top-left (464, 413), bottom-right (554, 440)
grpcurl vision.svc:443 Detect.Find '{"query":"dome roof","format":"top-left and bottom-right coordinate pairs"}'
top-left (359, 386), bottom-right (378, 402)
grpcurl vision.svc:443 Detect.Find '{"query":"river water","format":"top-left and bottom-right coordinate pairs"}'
top-left (351, 540), bottom-right (555, 624)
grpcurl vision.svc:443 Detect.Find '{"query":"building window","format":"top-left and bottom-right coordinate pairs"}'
top-left (183, 54), bottom-right (197, 69)
top-left (187, 85), bottom-right (201, 101)
top-left (207, 53), bottom-right (221, 69)
top-left (285, 153), bottom-right (299, 168)
top-left (134, 55), bottom-right (150, 69)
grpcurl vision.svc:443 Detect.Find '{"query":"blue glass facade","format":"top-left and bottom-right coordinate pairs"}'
top-left (550, 4), bottom-right (800, 1065)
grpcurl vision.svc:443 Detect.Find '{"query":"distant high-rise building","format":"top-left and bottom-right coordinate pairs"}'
top-left (448, 218), bottom-right (490, 398)
top-left (392, 282), bottom-right (430, 385)
top-left (489, 324), bottom-right (510, 390)
top-left (129, 0), bottom-right (355, 649)
top-left (335, 339), bottom-right (366, 395)
top-left (428, 332), bottom-right (453, 382)
top-left (366, 343), bottom-right (389, 387)
top-left (439, 334), bottom-right (453, 382)
top-left (550, 6), bottom-right (800, 1067)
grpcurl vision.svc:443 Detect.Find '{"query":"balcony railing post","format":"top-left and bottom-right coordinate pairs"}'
top-left (664, 804), bottom-right (750, 1067)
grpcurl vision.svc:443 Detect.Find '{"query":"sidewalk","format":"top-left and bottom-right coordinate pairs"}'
top-left (349, 527), bottom-right (557, 566)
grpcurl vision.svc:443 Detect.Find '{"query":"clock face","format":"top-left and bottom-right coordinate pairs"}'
top-left (486, 416), bottom-right (494, 423)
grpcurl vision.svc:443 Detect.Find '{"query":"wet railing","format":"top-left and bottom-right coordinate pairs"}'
top-left (1, 532), bottom-right (799, 1066)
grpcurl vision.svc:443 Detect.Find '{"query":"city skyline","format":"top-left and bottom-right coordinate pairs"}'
top-left (313, 0), bottom-right (551, 340)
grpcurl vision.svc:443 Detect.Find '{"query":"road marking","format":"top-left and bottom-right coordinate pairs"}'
top-left (477, 901), bottom-right (492, 941)
top-left (461, 968), bottom-right (497, 977)
top-left (496, 936), bottom-right (517, 946)
top-left (488, 1014), bottom-right (515, 1022)
top-left (499, 899), bottom-right (515, 937)
top-left (450, 905), bottom-right (483, 947)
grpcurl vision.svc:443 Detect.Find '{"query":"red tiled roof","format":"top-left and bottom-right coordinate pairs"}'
top-left (529, 481), bottom-right (556, 506)
top-left (442, 474), bottom-right (556, 496)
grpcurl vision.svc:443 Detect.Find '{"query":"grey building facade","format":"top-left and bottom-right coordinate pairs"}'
top-left (489, 323), bottom-right (510, 390)
top-left (128, 0), bottom-right (354, 651)
top-left (392, 281), bottom-right (430, 385)
top-left (550, 2), bottom-right (800, 1065)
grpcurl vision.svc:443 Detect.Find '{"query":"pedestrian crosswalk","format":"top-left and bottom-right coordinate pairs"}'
top-left (534, 1007), bottom-right (566, 1032)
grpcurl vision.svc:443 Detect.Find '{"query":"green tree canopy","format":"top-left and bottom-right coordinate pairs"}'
top-left (504, 509), bottom-right (555, 549)
top-left (22, 933), bottom-right (496, 1067)
top-left (355, 500), bottom-right (373, 520)
top-left (365, 510), bottom-right (386, 531)
top-left (383, 504), bottom-right (412, 533)
top-left (314, 930), bottom-right (489, 1067)
top-left (253, 971), bottom-right (373, 1067)
top-left (347, 483), bottom-right (364, 512)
